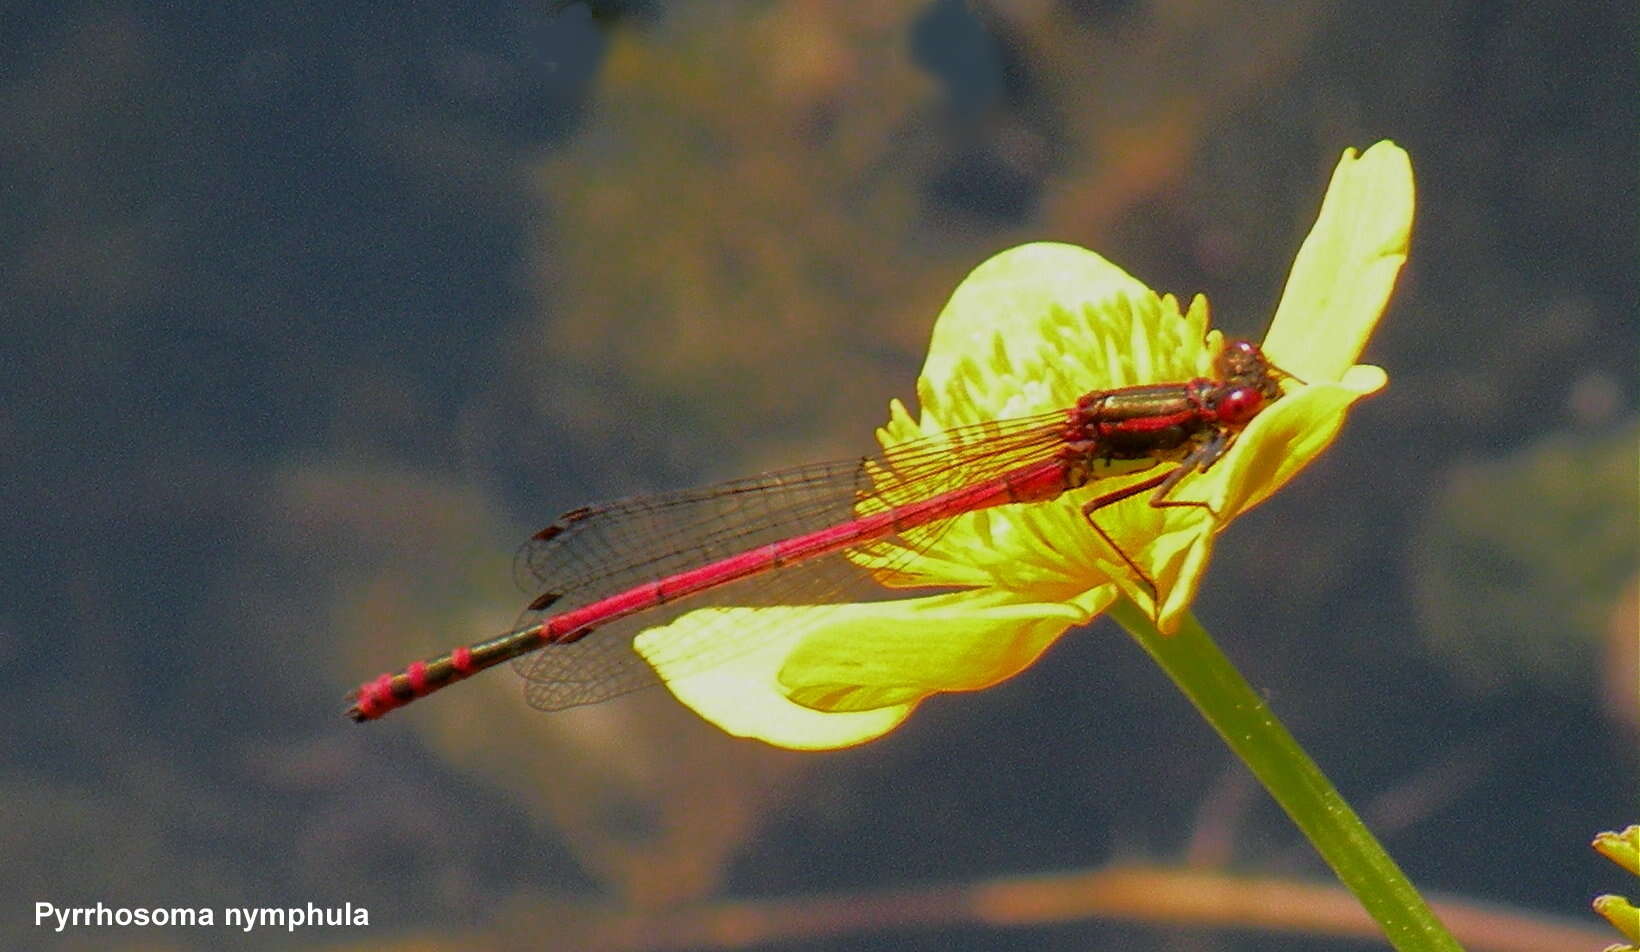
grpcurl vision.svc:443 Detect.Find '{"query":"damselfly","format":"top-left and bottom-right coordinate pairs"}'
top-left (348, 339), bottom-right (1285, 720)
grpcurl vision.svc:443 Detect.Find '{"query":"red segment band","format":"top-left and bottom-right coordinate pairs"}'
top-left (408, 661), bottom-right (429, 696)
top-left (451, 647), bottom-right (474, 676)
top-left (352, 684), bottom-right (382, 720)
top-left (360, 674), bottom-right (398, 718)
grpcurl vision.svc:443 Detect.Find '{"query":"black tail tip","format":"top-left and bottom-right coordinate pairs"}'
top-left (342, 688), bottom-right (374, 722)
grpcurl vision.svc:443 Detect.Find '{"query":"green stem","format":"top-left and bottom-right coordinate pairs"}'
top-left (1106, 599), bottom-right (1461, 951)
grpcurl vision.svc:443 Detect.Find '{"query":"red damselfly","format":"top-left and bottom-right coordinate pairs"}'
top-left (348, 339), bottom-right (1286, 720)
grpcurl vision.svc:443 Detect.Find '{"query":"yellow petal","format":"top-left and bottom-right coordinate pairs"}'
top-left (908, 242), bottom-right (1215, 428)
top-left (636, 611), bottom-right (916, 750)
top-left (1264, 141), bottom-right (1414, 383)
top-left (1164, 369), bottom-right (1386, 520)
top-left (636, 586), bottom-right (1108, 750)
top-left (1217, 380), bottom-right (1383, 518)
top-left (779, 586), bottom-right (1109, 711)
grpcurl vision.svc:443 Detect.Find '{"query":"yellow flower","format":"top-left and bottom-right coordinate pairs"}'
top-left (637, 142), bottom-right (1414, 749)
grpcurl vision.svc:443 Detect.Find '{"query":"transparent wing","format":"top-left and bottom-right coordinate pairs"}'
top-left (511, 408), bottom-right (1074, 710)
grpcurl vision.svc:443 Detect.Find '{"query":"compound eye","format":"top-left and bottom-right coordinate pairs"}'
top-left (1217, 386), bottom-right (1264, 425)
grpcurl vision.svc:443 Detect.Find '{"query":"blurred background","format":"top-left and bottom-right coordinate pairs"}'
top-left (4, 1), bottom-right (1635, 950)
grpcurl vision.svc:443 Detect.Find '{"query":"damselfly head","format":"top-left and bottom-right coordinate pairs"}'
top-left (1215, 339), bottom-right (1289, 403)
